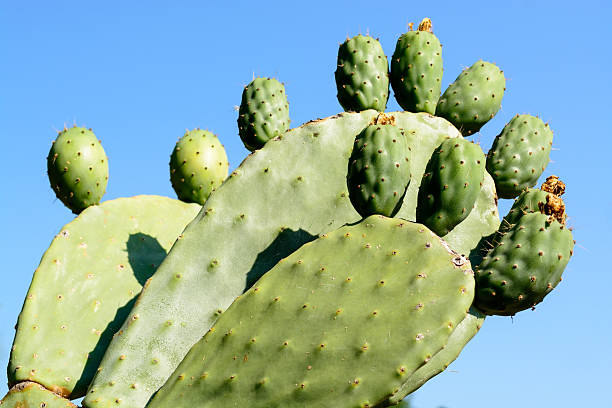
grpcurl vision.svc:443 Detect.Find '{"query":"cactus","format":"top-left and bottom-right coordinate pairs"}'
top-left (335, 34), bottom-right (389, 112)
top-left (416, 138), bottom-right (486, 236)
top-left (435, 60), bottom-right (505, 135)
top-left (47, 126), bottom-right (109, 214)
top-left (169, 129), bottom-right (229, 205)
top-left (0, 382), bottom-right (77, 408)
top-left (83, 111), bottom-right (498, 408)
top-left (237, 77), bottom-right (290, 151)
top-left (390, 18), bottom-right (443, 114)
top-left (147, 216), bottom-right (475, 408)
top-left (2, 16), bottom-right (579, 408)
top-left (486, 114), bottom-right (553, 199)
top-left (474, 194), bottom-right (574, 316)
top-left (7, 196), bottom-right (200, 399)
top-left (347, 115), bottom-right (411, 217)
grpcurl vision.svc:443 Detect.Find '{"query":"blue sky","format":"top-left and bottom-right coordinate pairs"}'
top-left (1, 1), bottom-right (610, 407)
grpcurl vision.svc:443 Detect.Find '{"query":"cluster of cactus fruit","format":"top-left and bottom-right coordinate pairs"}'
top-left (2, 17), bottom-right (574, 408)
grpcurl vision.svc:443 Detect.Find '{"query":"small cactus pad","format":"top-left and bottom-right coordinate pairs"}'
top-left (486, 114), bottom-right (553, 199)
top-left (237, 77), bottom-right (290, 151)
top-left (347, 119), bottom-right (411, 217)
top-left (0, 382), bottom-right (77, 408)
top-left (8, 196), bottom-right (200, 399)
top-left (47, 126), bottom-right (109, 214)
top-left (390, 18), bottom-right (443, 114)
top-left (335, 34), bottom-right (389, 112)
top-left (417, 138), bottom-right (486, 236)
top-left (148, 216), bottom-right (475, 408)
top-left (85, 111), bottom-right (498, 408)
top-left (435, 61), bottom-right (505, 135)
top-left (474, 204), bottom-right (574, 316)
top-left (169, 129), bottom-right (229, 205)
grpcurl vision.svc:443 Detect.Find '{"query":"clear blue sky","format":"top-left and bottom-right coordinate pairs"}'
top-left (1, 1), bottom-right (610, 407)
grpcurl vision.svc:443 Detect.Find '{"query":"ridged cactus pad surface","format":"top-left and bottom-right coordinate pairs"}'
top-left (84, 111), bottom-right (499, 408)
top-left (8, 196), bottom-right (200, 399)
top-left (148, 216), bottom-right (475, 408)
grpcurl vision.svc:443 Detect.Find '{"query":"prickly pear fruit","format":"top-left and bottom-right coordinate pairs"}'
top-left (435, 60), bottom-right (505, 135)
top-left (237, 77), bottom-right (290, 151)
top-left (47, 126), bottom-right (109, 214)
top-left (486, 114), bottom-right (553, 198)
top-left (148, 215), bottom-right (475, 408)
top-left (474, 195), bottom-right (574, 316)
top-left (347, 115), bottom-right (411, 217)
top-left (390, 18), bottom-right (443, 114)
top-left (7, 196), bottom-right (200, 399)
top-left (170, 129), bottom-right (229, 205)
top-left (417, 138), bottom-right (486, 236)
top-left (0, 382), bottom-right (77, 408)
top-left (335, 34), bottom-right (389, 112)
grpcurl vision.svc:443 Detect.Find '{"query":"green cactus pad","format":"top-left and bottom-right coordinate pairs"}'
top-left (148, 216), bottom-right (475, 408)
top-left (435, 61), bottom-right (505, 136)
top-left (47, 126), bottom-right (109, 214)
top-left (169, 129), bottom-right (229, 205)
top-left (8, 196), bottom-right (200, 399)
top-left (0, 382), bottom-right (77, 408)
top-left (390, 19), bottom-right (443, 114)
top-left (417, 138), bottom-right (486, 236)
top-left (335, 34), bottom-right (389, 112)
top-left (84, 111), bottom-right (498, 408)
top-left (347, 120), bottom-right (411, 217)
top-left (474, 210), bottom-right (574, 316)
top-left (486, 114), bottom-right (553, 199)
top-left (237, 77), bottom-right (290, 151)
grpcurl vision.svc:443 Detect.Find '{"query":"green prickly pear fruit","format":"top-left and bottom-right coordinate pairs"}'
top-left (47, 126), bottom-right (108, 214)
top-left (147, 215), bottom-right (475, 408)
top-left (347, 114), bottom-right (411, 217)
top-left (170, 129), bottom-right (229, 205)
top-left (486, 114), bottom-right (553, 199)
top-left (335, 34), bottom-right (389, 112)
top-left (390, 18), bottom-right (443, 114)
top-left (435, 60), bottom-right (506, 135)
top-left (474, 193), bottom-right (574, 316)
top-left (237, 77), bottom-right (290, 151)
top-left (416, 137), bottom-right (486, 236)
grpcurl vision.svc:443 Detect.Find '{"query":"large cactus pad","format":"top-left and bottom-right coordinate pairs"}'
top-left (1, 382), bottom-right (77, 408)
top-left (149, 216), bottom-right (475, 408)
top-left (84, 111), bottom-right (499, 408)
top-left (8, 196), bottom-right (200, 399)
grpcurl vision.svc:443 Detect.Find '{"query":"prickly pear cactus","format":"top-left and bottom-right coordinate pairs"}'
top-left (486, 114), bottom-right (553, 198)
top-left (237, 77), bottom-right (290, 151)
top-left (435, 60), bottom-right (506, 135)
top-left (148, 216), bottom-right (475, 408)
top-left (0, 382), bottom-right (77, 408)
top-left (390, 18), bottom-right (443, 114)
top-left (83, 111), bottom-right (499, 408)
top-left (169, 129), bottom-right (229, 205)
top-left (47, 126), bottom-right (109, 214)
top-left (416, 138), bottom-right (486, 236)
top-left (7, 196), bottom-right (200, 399)
top-left (474, 194), bottom-right (574, 316)
top-left (347, 117), bottom-right (411, 217)
top-left (335, 34), bottom-right (389, 112)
